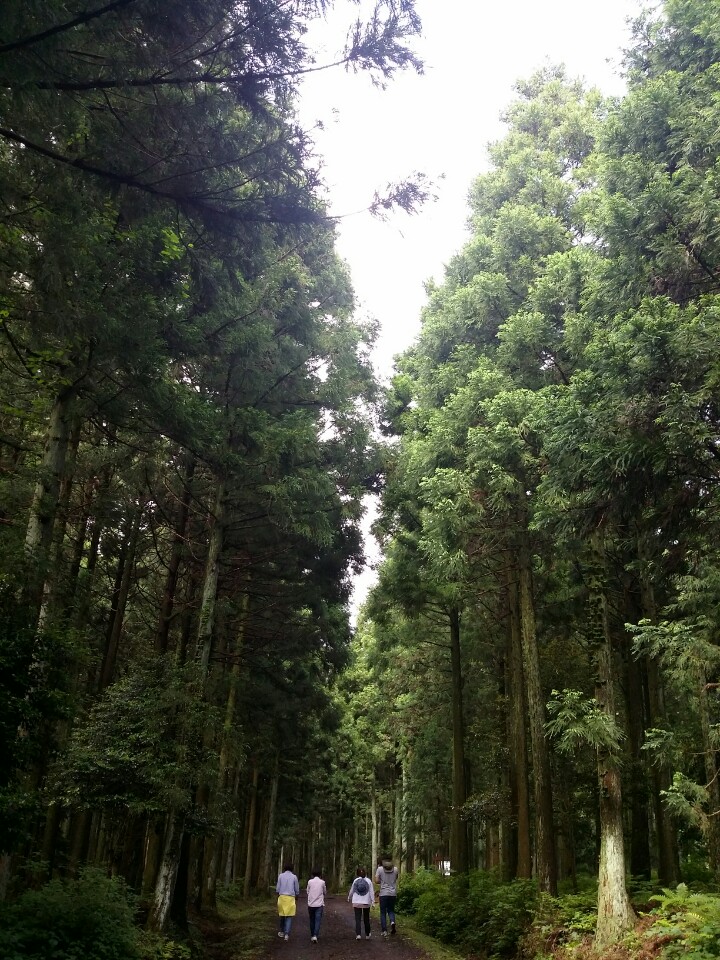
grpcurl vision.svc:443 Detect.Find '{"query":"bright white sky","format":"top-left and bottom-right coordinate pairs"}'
top-left (298, 0), bottom-right (642, 616)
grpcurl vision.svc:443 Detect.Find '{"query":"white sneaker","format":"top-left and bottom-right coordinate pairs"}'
top-left (311, 936), bottom-right (318, 943)
top-left (284, 934), bottom-right (289, 941)
top-left (366, 933), bottom-right (372, 939)
top-left (382, 930), bottom-right (388, 937)
top-left (278, 932), bottom-right (284, 938)
top-left (356, 934), bottom-right (361, 940)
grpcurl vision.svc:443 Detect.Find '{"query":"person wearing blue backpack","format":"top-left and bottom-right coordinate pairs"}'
top-left (347, 867), bottom-right (374, 939)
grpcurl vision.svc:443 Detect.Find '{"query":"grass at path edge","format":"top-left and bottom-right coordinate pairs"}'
top-left (398, 918), bottom-right (467, 960)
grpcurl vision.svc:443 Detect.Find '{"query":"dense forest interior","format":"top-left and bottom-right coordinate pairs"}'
top-left (4, 0), bottom-right (720, 957)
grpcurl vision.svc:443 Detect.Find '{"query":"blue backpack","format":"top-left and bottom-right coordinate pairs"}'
top-left (355, 877), bottom-right (369, 895)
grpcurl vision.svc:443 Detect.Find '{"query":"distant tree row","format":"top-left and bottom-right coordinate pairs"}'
top-left (0, 0), bottom-right (423, 932)
top-left (355, 0), bottom-right (720, 949)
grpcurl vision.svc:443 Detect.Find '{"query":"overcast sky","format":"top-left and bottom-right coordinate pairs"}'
top-left (298, 0), bottom-right (642, 615)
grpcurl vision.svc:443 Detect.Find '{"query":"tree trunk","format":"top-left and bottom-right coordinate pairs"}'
top-left (506, 564), bottom-right (532, 879)
top-left (517, 535), bottom-right (557, 894)
top-left (99, 502), bottom-right (144, 690)
top-left (637, 540), bottom-right (680, 884)
top-left (591, 548), bottom-right (636, 951)
top-left (448, 605), bottom-right (469, 876)
top-left (197, 480), bottom-right (226, 674)
top-left (697, 664), bottom-right (720, 878)
top-left (258, 756), bottom-right (279, 890)
top-left (23, 384), bottom-right (76, 622)
top-left (156, 456), bottom-right (195, 654)
top-left (243, 765), bottom-right (259, 899)
top-left (148, 812), bottom-right (185, 932)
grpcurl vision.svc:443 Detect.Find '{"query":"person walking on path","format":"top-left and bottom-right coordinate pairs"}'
top-left (276, 863), bottom-right (300, 941)
top-left (348, 867), bottom-right (374, 939)
top-left (306, 869), bottom-right (327, 943)
top-left (375, 855), bottom-right (399, 937)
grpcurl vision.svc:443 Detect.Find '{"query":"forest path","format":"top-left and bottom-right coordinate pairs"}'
top-left (198, 896), bottom-right (432, 960)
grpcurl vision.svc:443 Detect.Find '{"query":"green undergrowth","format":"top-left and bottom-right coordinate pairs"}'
top-left (397, 869), bottom-right (720, 960)
top-left (0, 867), bottom-right (193, 960)
top-left (207, 896), bottom-right (276, 960)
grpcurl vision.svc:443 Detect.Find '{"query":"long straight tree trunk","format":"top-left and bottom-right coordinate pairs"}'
top-left (148, 478), bottom-right (226, 932)
top-left (99, 502), bottom-right (144, 690)
top-left (203, 589), bottom-right (248, 910)
top-left (506, 565), bottom-right (532, 879)
top-left (258, 755), bottom-right (279, 890)
top-left (517, 532), bottom-right (557, 894)
top-left (448, 606), bottom-right (468, 876)
top-left (637, 538), bottom-right (679, 884)
top-left (697, 663), bottom-right (720, 878)
top-left (23, 384), bottom-right (76, 622)
top-left (243, 765), bottom-right (259, 899)
top-left (591, 538), bottom-right (636, 951)
top-left (156, 456), bottom-right (195, 654)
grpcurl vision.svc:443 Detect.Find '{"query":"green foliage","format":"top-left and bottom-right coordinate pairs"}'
top-left (396, 867), bottom-right (445, 913)
top-left (135, 932), bottom-right (192, 960)
top-left (411, 871), bottom-right (538, 958)
top-left (0, 868), bottom-right (139, 960)
top-left (546, 688), bottom-right (626, 756)
top-left (649, 884), bottom-right (720, 960)
top-left (54, 658), bottom-right (219, 816)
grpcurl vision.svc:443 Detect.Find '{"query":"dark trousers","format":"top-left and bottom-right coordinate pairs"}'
top-left (379, 895), bottom-right (397, 932)
top-left (308, 905), bottom-right (323, 937)
top-left (354, 906), bottom-right (371, 935)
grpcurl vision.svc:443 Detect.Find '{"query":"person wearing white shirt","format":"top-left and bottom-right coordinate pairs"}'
top-left (348, 868), bottom-right (374, 939)
top-left (306, 869), bottom-right (327, 943)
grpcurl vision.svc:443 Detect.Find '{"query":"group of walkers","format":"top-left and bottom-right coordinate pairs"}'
top-left (275, 856), bottom-right (399, 944)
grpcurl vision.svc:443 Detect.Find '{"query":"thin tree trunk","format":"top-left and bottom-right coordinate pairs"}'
top-left (637, 538), bottom-right (680, 884)
top-left (506, 565), bottom-right (532, 879)
top-left (197, 480), bottom-right (226, 673)
top-left (517, 533), bottom-right (557, 894)
top-left (156, 456), bottom-right (195, 654)
top-left (591, 539), bottom-right (636, 951)
top-left (448, 605), bottom-right (469, 876)
top-left (697, 664), bottom-right (720, 878)
top-left (259, 756), bottom-right (279, 890)
top-left (243, 765), bottom-right (259, 899)
top-left (23, 384), bottom-right (76, 622)
top-left (149, 477), bottom-right (226, 931)
top-left (99, 502), bottom-right (144, 690)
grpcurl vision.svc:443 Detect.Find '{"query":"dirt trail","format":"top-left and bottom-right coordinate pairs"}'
top-left (197, 896), bottom-right (432, 960)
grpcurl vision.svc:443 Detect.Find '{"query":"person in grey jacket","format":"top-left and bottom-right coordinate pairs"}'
top-left (375, 855), bottom-right (399, 936)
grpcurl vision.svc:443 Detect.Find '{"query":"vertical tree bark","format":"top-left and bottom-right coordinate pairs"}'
top-left (590, 538), bottom-right (636, 950)
top-left (155, 456), bottom-right (195, 654)
top-left (98, 502), bottom-right (144, 690)
top-left (149, 477), bottom-right (226, 931)
top-left (637, 538), bottom-right (680, 884)
top-left (517, 533), bottom-right (557, 894)
top-left (697, 664), bottom-right (720, 878)
top-left (506, 564), bottom-right (532, 879)
top-left (258, 756), bottom-right (279, 890)
top-left (148, 812), bottom-right (186, 931)
top-left (625, 642), bottom-right (651, 879)
top-left (23, 384), bottom-right (76, 622)
top-left (37, 413), bottom-right (82, 633)
top-left (197, 480), bottom-right (226, 674)
top-left (243, 765), bottom-right (259, 899)
top-left (448, 605), bottom-right (469, 876)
